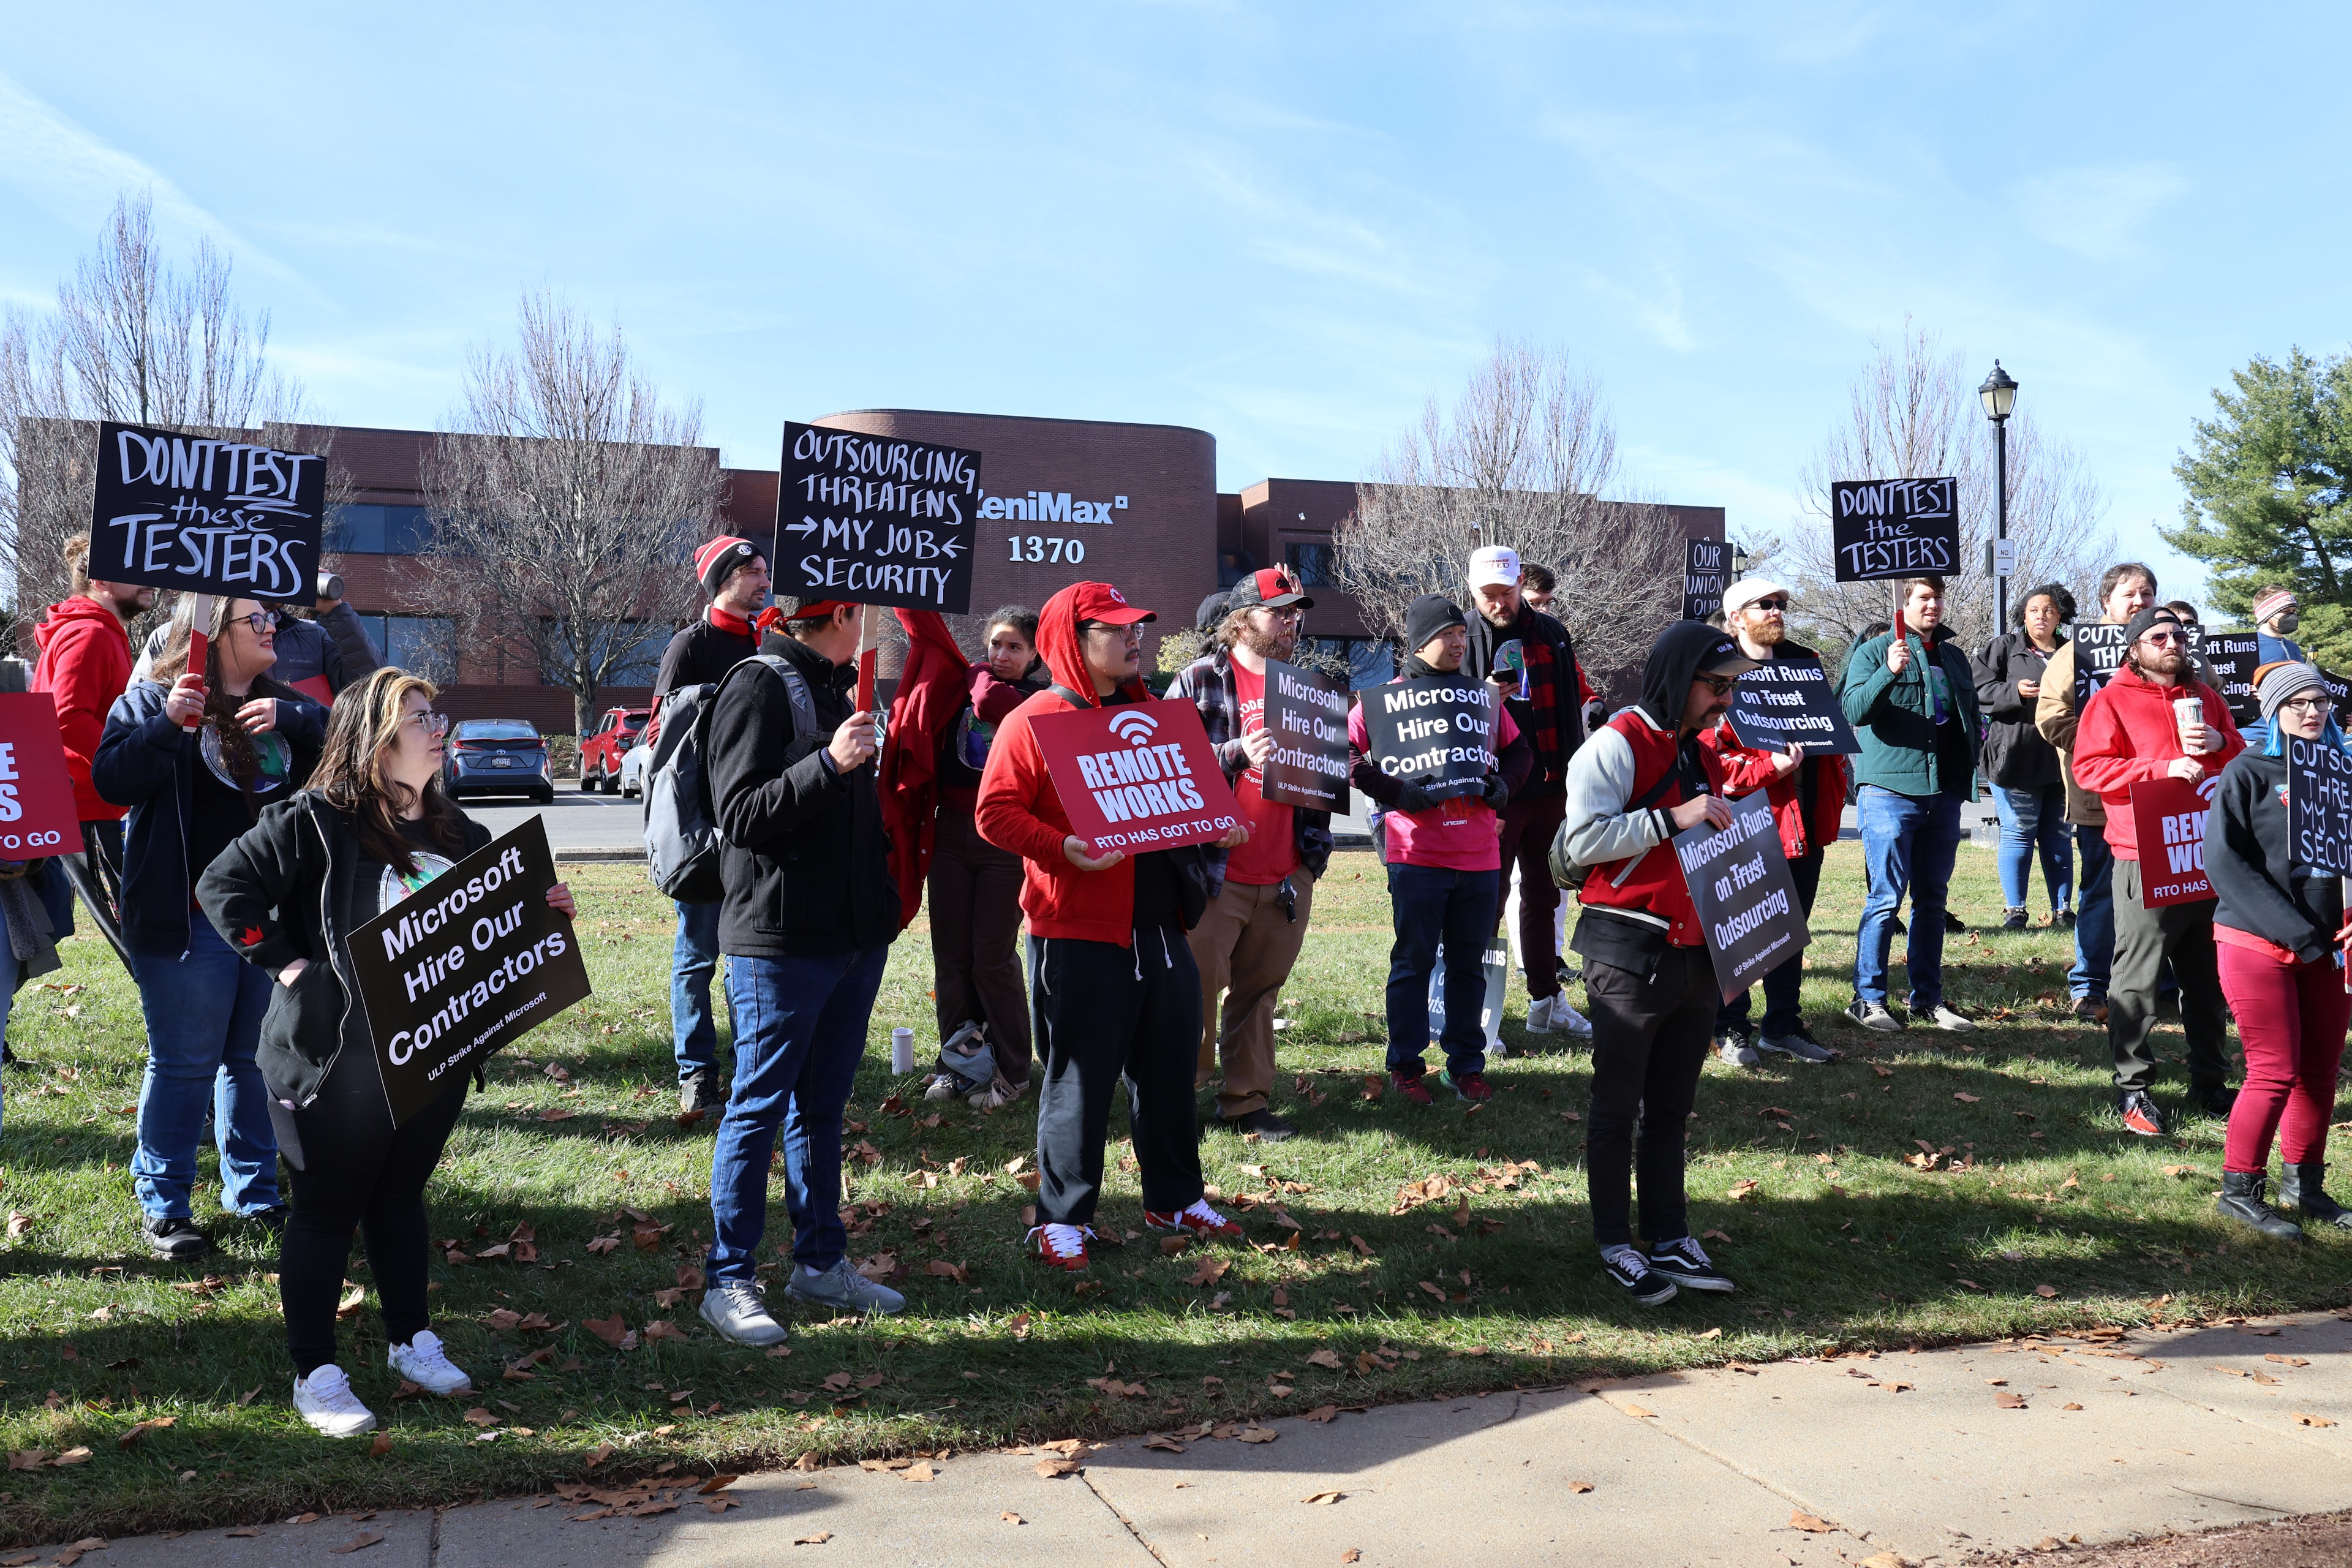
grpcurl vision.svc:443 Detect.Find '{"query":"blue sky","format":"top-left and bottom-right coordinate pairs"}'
top-left (6, 3), bottom-right (2348, 603)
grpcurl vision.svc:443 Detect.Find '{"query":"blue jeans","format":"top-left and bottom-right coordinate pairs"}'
top-left (706, 946), bottom-right (889, 1284)
top-left (1384, 863), bottom-right (1499, 1080)
top-left (2071, 822), bottom-right (2115, 1003)
top-left (671, 900), bottom-right (725, 1082)
top-left (128, 921), bottom-right (279, 1220)
top-left (1853, 786), bottom-right (1964, 1009)
top-left (1994, 784), bottom-right (2073, 914)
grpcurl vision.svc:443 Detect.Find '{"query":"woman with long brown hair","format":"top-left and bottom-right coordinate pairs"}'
top-left (96, 594), bottom-right (326, 1262)
top-left (197, 667), bottom-right (575, 1438)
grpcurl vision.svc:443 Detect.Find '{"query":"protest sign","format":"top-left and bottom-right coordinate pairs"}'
top-left (1259, 659), bottom-right (1351, 813)
top-left (1359, 678), bottom-right (1499, 804)
top-left (1674, 791), bottom-right (1809, 1003)
top-left (348, 818), bottom-right (592, 1126)
top-left (2070, 624), bottom-right (2132, 708)
top-left (2315, 666), bottom-right (2352, 731)
top-left (1030, 699), bottom-right (1242, 856)
top-left (1425, 938), bottom-right (1507, 1057)
top-left (1830, 478), bottom-right (1959, 581)
top-left (2128, 774), bottom-right (2220, 907)
top-left (1722, 655), bottom-right (1861, 755)
top-left (1684, 538), bottom-right (1728, 620)
top-left (776, 421), bottom-right (982, 615)
top-left (88, 421), bottom-right (325, 601)
top-left (2198, 631), bottom-right (2263, 723)
top-left (0, 694), bottom-right (85, 859)
top-left (2286, 733), bottom-right (2352, 878)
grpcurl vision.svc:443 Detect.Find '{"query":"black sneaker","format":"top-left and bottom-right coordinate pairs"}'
top-left (143, 1215), bottom-right (209, 1261)
top-left (2056, 910), bottom-right (2076, 930)
top-left (1600, 1245), bottom-right (1677, 1306)
top-left (1646, 1235), bottom-right (1735, 1293)
top-left (679, 1067), bottom-right (725, 1117)
top-left (1943, 909), bottom-right (1967, 933)
top-left (1219, 1106), bottom-right (1297, 1143)
top-left (2192, 1082), bottom-right (2236, 1118)
top-left (247, 1205), bottom-right (292, 1239)
top-left (2002, 907), bottom-right (2029, 931)
top-left (2118, 1090), bottom-right (2167, 1138)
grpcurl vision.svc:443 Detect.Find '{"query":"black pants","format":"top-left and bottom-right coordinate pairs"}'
top-left (1717, 847), bottom-right (1823, 1039)
top-left (268, 1042), bottom-right (467, 1377)
top-left (1585, 946), bottom-right (1718, 1249)
top-left (2109, 858), bottom-right (2231, 1096)
top-left (928, 807), bottom-right (1033, 1088)
top-left (1029, 927), bottom-right (1204, 1226)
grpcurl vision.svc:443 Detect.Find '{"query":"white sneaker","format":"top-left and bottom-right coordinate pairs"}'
top-left (1525, 995), bottom-right (1556, 1035)
top-left (1548, 997), bottom-right (1594, 1039)
top-left (388, 1329), bottom-right (472, 1395)
top-left (699, 1279), bottom-right (790, 1346)
top-left (922, 1073), bottom-right (956, 1103)
top-left (293, 1364), bottom-right (377, 1439)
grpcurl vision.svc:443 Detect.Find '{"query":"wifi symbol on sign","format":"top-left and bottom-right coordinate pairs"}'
top-left (1107, 709), bottom-right (1160, 747)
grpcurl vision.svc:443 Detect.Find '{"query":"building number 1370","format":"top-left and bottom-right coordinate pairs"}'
top-left (1008, 535), bottom-right (1087, 564)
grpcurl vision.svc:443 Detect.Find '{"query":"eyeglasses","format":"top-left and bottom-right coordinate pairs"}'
top-left (1747, 598), bottom-right (1789, 613)
top-left (405, 711), bottom-right (451, 738)
top-left (1695, 673), bottom-right (1738, 696)
top-left (1081, 622), bottom-right (1145, 644)
top-left (2280, 695), bottom-right (2331, 714)
top-left (231, 611), bottom-right (273, 635)
top-left (1261, 606), bottom-right (1305, 624)
top-left (2139, 630), bottom-right (2185, 647)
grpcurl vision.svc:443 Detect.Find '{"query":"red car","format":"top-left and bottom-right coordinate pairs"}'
top-left (579, 706), bottom-right (650, 794)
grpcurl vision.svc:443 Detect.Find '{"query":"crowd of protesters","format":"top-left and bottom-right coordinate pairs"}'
top-left (10, 515), bottom-right (2352, 1434)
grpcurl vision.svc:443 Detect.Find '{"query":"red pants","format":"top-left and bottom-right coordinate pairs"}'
top-left (2216, 942), bottom-right (2349, 1173)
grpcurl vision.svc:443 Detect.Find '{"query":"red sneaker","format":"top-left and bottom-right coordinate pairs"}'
top-left (2119, 1090), bottom-right (2166, 1138)
top-left (1449, 1072), bottom-right (1494, 1102)
top-left (1390, 1071), bottom-right (1436, 1106)
top-left (1027, 1223), bottom-right (1091, 1271)
top-left (1143, 1200), bottom-right (1243, 1241)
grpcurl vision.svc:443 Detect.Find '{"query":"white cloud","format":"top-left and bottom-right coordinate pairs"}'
top-left (2010, 163), bottom-right (2187, 262)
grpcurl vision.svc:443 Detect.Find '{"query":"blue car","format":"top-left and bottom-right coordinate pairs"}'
top-left (443, 718), bottom-right (554, 803)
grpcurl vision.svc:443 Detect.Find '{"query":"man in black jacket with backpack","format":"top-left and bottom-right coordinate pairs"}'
top-left (696, 594), bottom-right (904, 1347)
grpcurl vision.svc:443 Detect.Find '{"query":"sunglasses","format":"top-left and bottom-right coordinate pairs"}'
top-left (1696, 673), bottom-right (1738, 696)
top-left (1746, 597), bottom-right (1790, 613)
top-left (2139, 630), bottom-right (2185, 647)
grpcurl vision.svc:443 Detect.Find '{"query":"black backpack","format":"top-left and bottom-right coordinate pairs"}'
top-left (643, 655), bottom-right (816, 903)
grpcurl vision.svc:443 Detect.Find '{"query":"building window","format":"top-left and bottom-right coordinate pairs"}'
top-left (540, 620), bottom-right (664, 688)
top-left (326, 504), bottom-right (435, 555)
top-left (356, 615), bottom-right (457, 682)
top-left (1284, 541), bottom-right (1337, 587)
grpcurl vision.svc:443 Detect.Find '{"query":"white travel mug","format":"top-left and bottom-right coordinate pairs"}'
top-left (890, 1027), bottom-right (916, 1074)
top-left (2173, 696), bottom-right (2204, 753)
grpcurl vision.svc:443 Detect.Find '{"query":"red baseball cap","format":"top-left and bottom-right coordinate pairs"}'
top-left (1068, 581), bottom-right (1157, 627)
top-left (1229, 567), bottom-right (1313, 611)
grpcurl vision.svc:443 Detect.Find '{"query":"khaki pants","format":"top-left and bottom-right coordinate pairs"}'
top-left (1188, 875), bottom-right (1314, 1118)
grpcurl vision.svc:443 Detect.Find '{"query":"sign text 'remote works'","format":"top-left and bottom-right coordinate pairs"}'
top-left (777, 422), bottom-right (982, 614)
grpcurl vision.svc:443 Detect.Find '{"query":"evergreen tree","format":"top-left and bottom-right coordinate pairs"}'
top-left (2164, 347), bottom-right (2352, 667)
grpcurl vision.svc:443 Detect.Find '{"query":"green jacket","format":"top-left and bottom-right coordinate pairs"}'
top-left (1839, 626), bottom-right (1981, 799)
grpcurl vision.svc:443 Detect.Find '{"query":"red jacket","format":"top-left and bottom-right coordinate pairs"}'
top-left (1560, 708), bottom-right (1738, 948)
top-left (2071, 666), bottom-right (2244, 861)
top-left (31, 595), bottom-right (131, 823)
top-left (975, 592), bottom-right (1153, 946)
top-left (1701, 724), bottom-right (1849, 861)
top-left (876, 609), bottom-right (974, 931)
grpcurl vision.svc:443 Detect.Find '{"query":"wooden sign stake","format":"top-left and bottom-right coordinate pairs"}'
top-left (181, 593), bottom-right (218, 731)
top-left (855, 603), bottom-right (880, 715)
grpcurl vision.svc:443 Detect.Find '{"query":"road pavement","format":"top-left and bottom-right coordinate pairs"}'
top-left (464, 790), bottom-right (646, 860)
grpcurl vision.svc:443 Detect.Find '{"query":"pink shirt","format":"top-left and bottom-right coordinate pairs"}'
top-left (1348, 699), bottom-right (1521, 872)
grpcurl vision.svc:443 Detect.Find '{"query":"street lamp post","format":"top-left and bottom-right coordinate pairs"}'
top-left (1979, 361), bottom-right (2019, 632)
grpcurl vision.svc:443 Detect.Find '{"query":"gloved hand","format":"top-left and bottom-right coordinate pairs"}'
top-left (1393, 780), bottom-right (1438, 815)
top-left (1480, 772), bottom-right (1510, 810)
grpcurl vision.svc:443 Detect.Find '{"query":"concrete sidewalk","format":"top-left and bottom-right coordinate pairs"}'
top-left (40, 1308), bottom-right (2352, 1566)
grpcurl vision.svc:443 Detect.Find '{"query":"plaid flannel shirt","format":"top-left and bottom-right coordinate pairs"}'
top-left (1170, 645), bottom-right (1334, 899)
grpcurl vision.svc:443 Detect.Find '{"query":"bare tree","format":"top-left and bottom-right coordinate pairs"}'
top-left (1, 192), bottom-right (309, 626)
top-left (1788, 323), bottom-right (2115, 658)
top-left (423, 292), bottom-right (719, 733)
top-left (1332, 339), bottom-right (1684, 681)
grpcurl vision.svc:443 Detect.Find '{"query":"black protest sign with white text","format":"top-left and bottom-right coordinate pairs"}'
top-left (349, 818), bottom-right (592, 1127)
top-left (1361, 679), bottom-right (1498, 802)
top-left (2286, 734), bottom-right (2352, 878)
top-left (1259, 659), bottom-right (1352, 814)
top-left (89, 422), bottom-right (324, 600)
top-left (2070, 624), bottom-right (2131, 709)
top-left (2199, 631), bottom-right (2263, 723)
top-left (1675, 791), bottom-right (1811, 1003)
top-left (1830, 478), bottom-right (1959, 581)
top-left (1684, 538), bottom-right (1728, 620)
top-left (777, 422), bottom-right (982, 614)
top-left (1724, 655), bottom-right (1861, 755)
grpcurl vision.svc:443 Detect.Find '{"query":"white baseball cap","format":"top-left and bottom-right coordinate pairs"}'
top-left (1721, 578), bottom-right (1793, 616)
top-left (1468, 545), bottom-right (1522, 589)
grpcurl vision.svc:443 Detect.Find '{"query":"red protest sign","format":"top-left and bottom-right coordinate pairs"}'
top-left (1030, 699), bottom-right (1241, 856)
top-left (0, 693), bottom-right (86, 860)
top-left (2129, 772), bottom-right (2220, 907)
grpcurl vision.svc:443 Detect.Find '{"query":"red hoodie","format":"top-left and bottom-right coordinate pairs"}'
top-left (974, 587), bottom-right (1153, 946)
top-left (2071, 665), bottom-right (2244, 861)
top-left (31, 595), bottom-right (132, 823)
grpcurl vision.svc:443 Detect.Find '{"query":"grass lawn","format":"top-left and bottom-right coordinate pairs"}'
top-left (0, 840), bottom-right (2344, 1542)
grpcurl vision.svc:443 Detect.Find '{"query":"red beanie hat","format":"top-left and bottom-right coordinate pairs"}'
top-left (695, 536), bottom-right (763, 599)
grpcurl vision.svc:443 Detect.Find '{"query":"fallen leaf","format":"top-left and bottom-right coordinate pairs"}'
top-left (1621, 1404), bottom-right (1654, 1419)
top-left (1306, 1348), bottom-right (1343, 1370)
top-left (1001, 1512), bottom-right (1023, 1524)
top-left (330, 1533), bottom-right (385, 1555)
top-left (698, 1474), bottom-right (740, 1494)
top-left (1302, 1489), bottom-right (1344, 1504)
top-left (1567, 1479), bottom-right (1594, 1493)
top-left (1035, 1458), bottom-right (1084, 1477)
top-left (1237, 1425), bottom-right (1278, 1444)
top-left (1953, 1091), bottom-right (1980, 1103)
top-left (51, 1446), bottom-right (92, 1466)
top-left (1790, 1510), bottom-right (1835, 1532)
top-left (2062, 1403), bottom-right (2084, 1411)
top-left (901, 1462), bottom-right (936, 1483)
top-left (117, 1415), bottom-right (176, 1447)
top-left (1302, 1404), bottom-right (1339, 1423)
top-left (1143, 1434), bottom-right (1186, 1453)
top-left (2034, 1285), bottom-right (2059, 1298)
top-left (1727, 1178), bottom-right (1760, 1201)
top-left (1995, 1392), bottom-right (2027, 1409)
top-left (1343, 1553), bottom-right (1362, 1565)
top-left (369, 1433), bottom-right (391, 1458)
top-left (1188, 1256), bottom-right (1231, 1288)
top-left (794, 1531), bottom-right (832, 1545)
top-left (582, 1313), bottom-right (632, 1348)
top-left (2293, 1412), bottom-right (2338, 1427)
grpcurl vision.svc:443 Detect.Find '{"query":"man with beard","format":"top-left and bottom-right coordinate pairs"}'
top-left (2071, 606), bottom-right (2244, 1136)
top-left (31, 533), bottom-right (154, 917)
top-left (1558, 621), bottom-right (1758, 1303)
top-left (1173, 570), bottom-right (1333, 1141)
top-left (1460, 546), bottom-right (1597, 1038)
top-left (1700, 579), bottom-right (1847, 1065)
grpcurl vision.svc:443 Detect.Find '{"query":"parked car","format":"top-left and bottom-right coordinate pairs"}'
top-left (445, 718), bottom-right (553, 803)
top-left (579, 706), bottom-right (651, 794)
top-left (619, 740), bottom-right (652, 799)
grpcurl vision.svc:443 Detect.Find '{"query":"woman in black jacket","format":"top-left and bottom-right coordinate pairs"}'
top-left (1972, 583), bottom-right (2075, 931)
top-left (197, 668), bottom-right (574, 1438)
top-left (95, 595), bottom-right (325, 1262)
top-left (2204, 662), bottom-right (2352, 1241)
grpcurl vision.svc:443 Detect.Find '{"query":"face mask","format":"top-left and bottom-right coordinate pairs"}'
top-left (2275, 612), bottom-right (2302, 636)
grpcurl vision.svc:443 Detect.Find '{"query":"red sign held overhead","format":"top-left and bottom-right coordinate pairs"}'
top-left (1030, 699), bottom-right (1241, 856)
top-left (0, 694), bottom-right (86, 861)
top-left (2129, 773), bottom-right (2221, 907)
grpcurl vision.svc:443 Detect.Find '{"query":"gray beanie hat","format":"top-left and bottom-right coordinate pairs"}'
top-left (2258, 661), bottom-right (2328, 722)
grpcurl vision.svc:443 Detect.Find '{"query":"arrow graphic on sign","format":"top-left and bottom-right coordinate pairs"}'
top-left (786, 516), bottom-right (820, 537)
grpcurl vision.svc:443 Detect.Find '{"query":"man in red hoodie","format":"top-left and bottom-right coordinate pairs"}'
top-left (31, 533), bottom-right (151, 913)
top-left (2072, 605), bottom-right (2244, 1137)
top-left (975, 582), bottom-right (1249, 1273)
